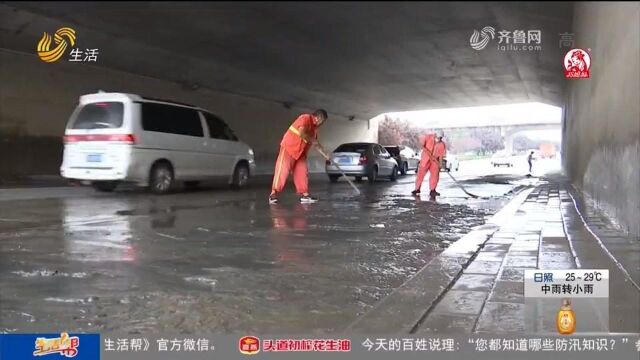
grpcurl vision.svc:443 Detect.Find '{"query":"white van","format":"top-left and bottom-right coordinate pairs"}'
top-left (60, 92), bottom-right (256, 194)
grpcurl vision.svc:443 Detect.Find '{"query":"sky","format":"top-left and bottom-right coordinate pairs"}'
top-left (385, 102), bottom-right (563, 142)
top-left (387, 103), bottom-right (562, 128)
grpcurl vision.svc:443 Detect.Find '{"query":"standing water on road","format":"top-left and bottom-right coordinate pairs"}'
top-left (0, 176), bottom-right (520, 333)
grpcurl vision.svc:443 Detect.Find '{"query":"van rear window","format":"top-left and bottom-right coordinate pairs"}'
top-left (71, 102), bottom-right (124, 129)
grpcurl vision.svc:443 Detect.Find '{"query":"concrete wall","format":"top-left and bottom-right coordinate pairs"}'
top-left (0, 50), bottom-right (377, 180)
top-left (562, 2), bottom-right (640, 236)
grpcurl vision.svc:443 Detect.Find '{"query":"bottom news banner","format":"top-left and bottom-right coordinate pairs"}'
top-left (1, 333), bottom-right (639, 359)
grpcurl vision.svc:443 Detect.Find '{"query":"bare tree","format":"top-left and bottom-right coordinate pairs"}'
top-left (470, 127), bottom-right (503, 154)
top-left (378, 116), bottom-right (421, 150)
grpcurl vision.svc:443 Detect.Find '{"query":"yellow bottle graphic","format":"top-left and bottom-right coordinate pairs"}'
top-left (556, 298), bottom-right (576, 335)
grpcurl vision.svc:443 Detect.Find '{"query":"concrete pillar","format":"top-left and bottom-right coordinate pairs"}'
top-left (504, 133), bottom-right (514, 154)
top-left (563, 2), bottom-right (640, 236)
top-left (500, 126), bottom-right (515, 154)
top-left (502, 127), bottom-right (517, 154)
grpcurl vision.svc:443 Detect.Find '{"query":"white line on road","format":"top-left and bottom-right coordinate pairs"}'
top-left (156, 233), bottom-right (185, 241)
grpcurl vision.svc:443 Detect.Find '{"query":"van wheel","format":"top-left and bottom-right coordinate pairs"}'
top-left (150, 163), bottom-right (174, 194)
top-left (401, 162), bottom-right (408, 175)
top-left (93, 181), bottom-right (118, 192)
top-left (367, 167), bottom-right (378, 184)
top-left (231, 163), bottom-right (250, 189)
top-left (328, 174), bottom-right (340, 183)
top-left (390, 166), bottom-right (398, 181)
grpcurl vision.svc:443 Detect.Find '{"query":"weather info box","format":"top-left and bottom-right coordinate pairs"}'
top-left (524, 269), bottom-right (609, 334)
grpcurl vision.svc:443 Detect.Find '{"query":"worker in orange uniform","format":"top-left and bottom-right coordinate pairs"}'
top-left (269, 109), bottom-right (328, 204)
top-left (412, 130), bottom-right (446, 198)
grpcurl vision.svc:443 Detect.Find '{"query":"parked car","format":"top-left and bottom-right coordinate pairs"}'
top-left (399, 146), bottom-right (420, 171)
top-left (384, 145), bottom-right (419, 175)
top-left (491, 151), bottom-right (515, 167)
top-left (441, 154), bottom-right (459, 172)
top-left (326, 142), bottom-right (399, 183)
top-left (60, 92), bottom-right (256, 194)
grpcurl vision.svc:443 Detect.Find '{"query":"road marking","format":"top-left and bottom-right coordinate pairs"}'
top-left (156, 233), bottom-right (185, 241)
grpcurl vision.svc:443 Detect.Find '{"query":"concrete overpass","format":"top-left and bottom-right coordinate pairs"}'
top-left (0, 2), bottom-right (638, 235)
top-left (422, 123), bottom-right (561, 154)
top-left (500, 124), bottom-right (560, 154)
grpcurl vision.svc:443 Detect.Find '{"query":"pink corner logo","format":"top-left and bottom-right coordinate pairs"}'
top-left (564, 48), bottom-right (591, 79)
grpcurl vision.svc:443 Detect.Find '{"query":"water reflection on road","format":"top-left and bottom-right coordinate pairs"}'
top-left (0, 171), bottom-right (529, 333)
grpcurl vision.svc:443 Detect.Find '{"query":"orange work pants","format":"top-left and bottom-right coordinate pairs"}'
top-left (415, 159), bottom-right (440, 191)
top-left (271, 147), bottom-right (309, 195)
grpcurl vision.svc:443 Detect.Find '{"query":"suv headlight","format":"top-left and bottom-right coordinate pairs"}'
top-left (248, 149), bottom-right (254, 156)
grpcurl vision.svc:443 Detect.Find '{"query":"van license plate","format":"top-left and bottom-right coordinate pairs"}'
top-left (87, 154), bottom-right (103, 162)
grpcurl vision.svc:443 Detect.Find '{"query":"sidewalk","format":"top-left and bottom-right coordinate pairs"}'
top-left (0, 175), bottom-right (70, 189)
top-left (0, 173), bottom-right (331, 190)
top-left (348, 175), bottom-right (640, 334)
top-left (0, 173), bottom-right (338, 202)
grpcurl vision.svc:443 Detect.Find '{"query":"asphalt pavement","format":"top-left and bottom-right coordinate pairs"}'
top-left (0, 159), bottom-right (540, 333)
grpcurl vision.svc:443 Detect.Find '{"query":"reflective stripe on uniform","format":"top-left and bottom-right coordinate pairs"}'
top-left (288, 126), bottom-right (308, 143)
top-left (272, 148), bottom-right (286, 191)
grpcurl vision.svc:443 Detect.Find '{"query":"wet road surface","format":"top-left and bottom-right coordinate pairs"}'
top-left (0, 173), bottom-right (527, 334)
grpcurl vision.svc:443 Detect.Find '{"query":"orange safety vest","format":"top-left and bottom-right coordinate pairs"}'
top-left (434, 141), bottom-right (446, 159)
top-left (280, 114), bottom-right (318, 160)
top-left (421, 133), bottom-right (446, 161)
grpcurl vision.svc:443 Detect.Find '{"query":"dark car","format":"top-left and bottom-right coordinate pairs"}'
top-left (384, 145), bottom-right (419, 175)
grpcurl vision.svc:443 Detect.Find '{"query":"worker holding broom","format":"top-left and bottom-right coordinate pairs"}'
top-left (412, 130), bottom-right (447, 198)
top-left (269, 109), bottom-right (329, 204)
